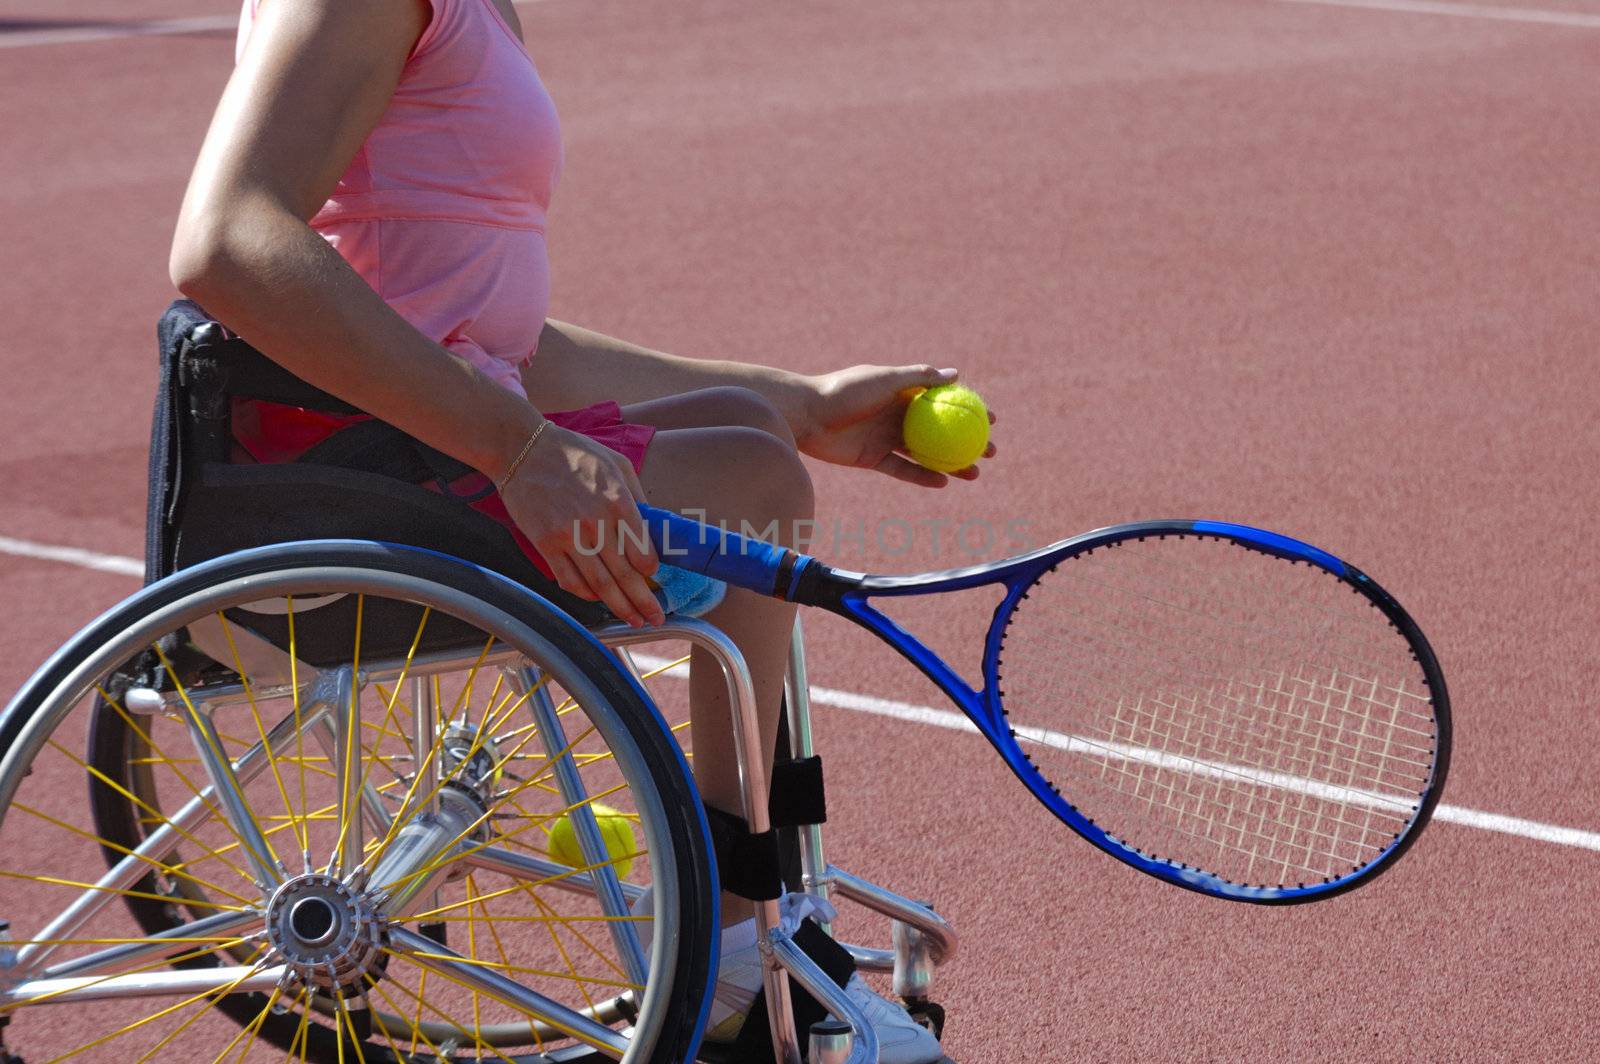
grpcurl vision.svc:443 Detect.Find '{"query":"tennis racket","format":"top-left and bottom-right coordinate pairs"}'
top-left (639, 506), bottom-right (1449, 904)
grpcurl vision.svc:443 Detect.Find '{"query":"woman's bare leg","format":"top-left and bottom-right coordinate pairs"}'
top-left (624, 389), bottom-right (810, 925)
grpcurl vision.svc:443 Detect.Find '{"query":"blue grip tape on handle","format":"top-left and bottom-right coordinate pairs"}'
top-left (640, 504), bottom-right (804, 597)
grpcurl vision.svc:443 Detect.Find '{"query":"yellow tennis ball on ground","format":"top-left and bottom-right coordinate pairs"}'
top-left (902, 383), bottom-right (990, 473)
top-left (545, 803), bottom-right (638, 879)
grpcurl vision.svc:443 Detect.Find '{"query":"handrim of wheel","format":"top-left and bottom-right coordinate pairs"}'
top-left (0, 542), bottom-right (716, 1063)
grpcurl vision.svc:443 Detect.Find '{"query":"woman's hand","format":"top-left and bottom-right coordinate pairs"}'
top-left (794, 365), bottom-right (998, 487)
top-left (497, 424), bottom-right (665, 628)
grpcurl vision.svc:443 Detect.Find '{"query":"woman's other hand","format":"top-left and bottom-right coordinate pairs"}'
top-left (498, 424), bottom-right (665, 627)
top-left (795, 365), bottom-right (998, 486)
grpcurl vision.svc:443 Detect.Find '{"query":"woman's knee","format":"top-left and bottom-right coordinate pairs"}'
top-left (715, 425), bottom-right (814, 524)
top-left (696, 386), bottom-right (795, 445)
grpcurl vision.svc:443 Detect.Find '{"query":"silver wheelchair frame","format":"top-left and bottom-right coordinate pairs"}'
top-left (0, 577), bottom-right (951, 1064)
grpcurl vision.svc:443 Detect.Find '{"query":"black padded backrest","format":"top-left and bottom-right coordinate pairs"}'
top-left (161, 299), bottom-right (359, 415)
top-left (148, 300), bottom-right (610, 628)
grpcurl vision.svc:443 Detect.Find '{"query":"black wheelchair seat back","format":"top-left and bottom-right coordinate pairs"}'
top-left (149, 299), bottom-right (610, 666)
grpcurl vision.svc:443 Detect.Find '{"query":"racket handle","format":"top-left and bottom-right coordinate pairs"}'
top-left (639, 504), bottom-right (814, 600)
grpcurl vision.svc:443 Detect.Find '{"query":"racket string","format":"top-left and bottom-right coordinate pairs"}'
top-left (1011, 578), bottom-right (1437, 741)
top-left (997, 534), bottom-right (1440, 887)
top-left (1032, 649), bottom-right (1424, 875)
top-left (1006, 626), bottom-right (1435, 786)
top-left (1052, 551), bottom-right (1420, 690)
top-left (1036, 598), bottom-right (1440, 771)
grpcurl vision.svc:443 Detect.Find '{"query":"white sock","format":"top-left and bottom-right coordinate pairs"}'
top-left (719, 917), bottom-right (758, 957)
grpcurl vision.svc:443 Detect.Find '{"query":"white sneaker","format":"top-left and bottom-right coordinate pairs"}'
top-left (840, 971), bottom-right (944, 1064)
top-left (646, 890), bottom-right (942, 1062)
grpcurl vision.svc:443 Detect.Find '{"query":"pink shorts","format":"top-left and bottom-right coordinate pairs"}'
top-left (234, 397), bottom-right (656, 580)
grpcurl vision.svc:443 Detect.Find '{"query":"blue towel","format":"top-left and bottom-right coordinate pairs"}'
top-left (651, 564), bottom-right (727, 618)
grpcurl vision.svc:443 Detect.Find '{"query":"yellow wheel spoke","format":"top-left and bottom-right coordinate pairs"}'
top-left (0, 866), bottom-right (247, 917)
top-left (522, 887), bottom-right (600, 1012)
top-left (360, 673), bottom-right (553, 878)
top-left (374, 762), bottom-right (625, 902)
top-left (478, 672), bottom-right (507, 733)
top-left (98, 689), bottom-right (210, 810)
top-left (445, 635), bottom-right (498, 726)
top-left (288, 984), bottom-right (315, 1064)
top-left (412, 966), bottom-right (430, 1055)
top-left (362, 973), bottom-right (444, 1060)
top-left (334, 993), bottom-right (368, 1064)
top-left (331, 605), bottom-right (433, 874)
top-left (47, 739), bottom-right (257, 890)
top-left (641, 654), bottom-right (692, 681)
top-left (369, 966), bottom-right (519, 1064)
top-left (519, 877), bottom-right (633, 986)
top-left (167, 801), bottom-right (334, 874)
top-left (215, 981), bottom-right (286, 1064)
top-left (329, 594), bottom-right (367, 877)
top-left (152, 643), bottom-right (283, 879)
top-left (10, 802), bottom-right (253, 906)
top-left (399, 948), bottom-right (638, 994)
top-left (0, 935), bottom-right (260, 1014)
top-left (215, 611), bottom-right (310, 857)
top-left (288, 594), bottom-right (309, 871)
top-left (465, 873), bottom-right (547, 1054)
top-left (130, 950), bottom-right (265, 1064)
top-left (467, 877), bottom-right (484, 1051)
top-left (362, 982), bottom-right (419, 1063)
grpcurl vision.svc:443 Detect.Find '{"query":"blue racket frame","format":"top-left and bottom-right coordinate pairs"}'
top-left (641, 506), bottom-right (1451, 904)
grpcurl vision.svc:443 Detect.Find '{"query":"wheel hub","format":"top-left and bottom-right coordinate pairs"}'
top-left (440, 723), bottom-right (504, 804)
top-left (265, 874), bottom-right (385, 990)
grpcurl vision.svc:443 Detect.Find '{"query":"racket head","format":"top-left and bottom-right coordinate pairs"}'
top-left (965, 520), bottom-right (1450, 904)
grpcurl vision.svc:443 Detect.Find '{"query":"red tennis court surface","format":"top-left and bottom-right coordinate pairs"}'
top-left (2, 0), bottom-right (1597, 1059)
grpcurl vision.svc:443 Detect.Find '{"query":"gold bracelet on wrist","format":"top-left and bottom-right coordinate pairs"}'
top-left (495, 418), bottom-right (550, 494)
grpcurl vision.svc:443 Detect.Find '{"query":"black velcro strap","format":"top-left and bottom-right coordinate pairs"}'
top-left (768, 756), bottom-right (826, 829)
top-left (705, 806), bottom-right (784, 901)
top-left (731, 919), bottom-right (857, 1064)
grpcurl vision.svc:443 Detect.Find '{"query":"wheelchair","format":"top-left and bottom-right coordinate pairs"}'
top-left (0, 303), bottom-right (955, 1064)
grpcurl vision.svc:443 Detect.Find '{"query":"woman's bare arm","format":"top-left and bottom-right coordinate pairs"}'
top-left (170, 0), bottom-right (535, 476)
top-left (170, 0), bottom-right (665, 626)
top-left (526, 321), bottom-right (994, 487)
top-left (524, 320), bottom-right (816, 427)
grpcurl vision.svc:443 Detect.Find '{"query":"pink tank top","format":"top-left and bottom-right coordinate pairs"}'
top-left (237, 0), bottom-right (563, 397)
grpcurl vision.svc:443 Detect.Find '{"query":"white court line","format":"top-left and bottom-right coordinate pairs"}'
top-left (0, 535), bottom-right (143, 577)
top-left (0, 15), bottom-right (238, 51)
top-left (3, 534), bottom-right (1595, 854)
top-left (1278, 0), bottom-right (1600, 29)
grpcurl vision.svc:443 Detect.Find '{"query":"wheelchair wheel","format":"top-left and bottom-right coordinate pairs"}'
top-left (0, 541), bottom-right (717, 1063)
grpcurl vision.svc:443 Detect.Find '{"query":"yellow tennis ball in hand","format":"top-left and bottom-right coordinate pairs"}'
top-left (903, 383), bottom-right (990, 473)
top-left (545, 803), bottom-right (638, 879)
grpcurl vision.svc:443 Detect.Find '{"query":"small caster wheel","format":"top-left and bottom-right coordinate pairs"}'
top-left (903, 999), bottom-right (945, 1040)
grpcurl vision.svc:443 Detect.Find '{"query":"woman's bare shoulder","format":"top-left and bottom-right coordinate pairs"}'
top-left (177, 0), bottom-right (431, 230)
top-left (247, 0), bottom-right (430, 65)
